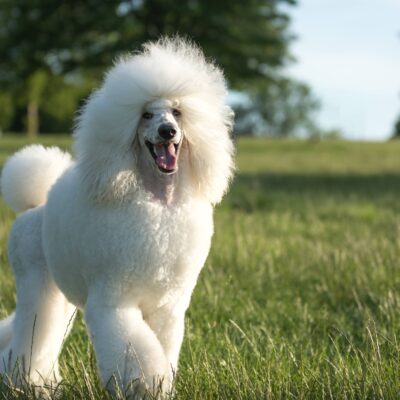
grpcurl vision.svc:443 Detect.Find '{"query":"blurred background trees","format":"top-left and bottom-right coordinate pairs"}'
top-left (233, 77), bottom-right (320, 137)
top-left (0, 0), bottom-right (324, 137)
top-left (393, 115), bottom-right (400, 139)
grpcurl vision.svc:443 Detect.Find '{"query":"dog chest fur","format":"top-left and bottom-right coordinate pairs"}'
top-left (42, 167), bottom-right (214, 310)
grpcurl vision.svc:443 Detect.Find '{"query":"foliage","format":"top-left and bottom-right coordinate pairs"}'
top-left (27, 70), bottom-right (48, 104)
top-left (1, 136), bottom-right (400, 398)
top-left (0, 0), bottom-right (323, 136)
top-left (0, 0), bottom-right (295, 86)
top-left (392, 115), bottom-right (400, 139)
top-left (39, 74), bottom-right (96, 133)
top-left (233, 78), bottom-right (320, 136)
top-left (0, 93), bottom-right (14, 133)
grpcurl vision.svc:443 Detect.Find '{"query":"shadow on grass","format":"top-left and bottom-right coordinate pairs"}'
top-left (225, 172), bottom-right (400, 212)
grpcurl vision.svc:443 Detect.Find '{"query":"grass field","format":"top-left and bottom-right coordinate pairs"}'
top-left (0, 135), bottom-right (400, 399)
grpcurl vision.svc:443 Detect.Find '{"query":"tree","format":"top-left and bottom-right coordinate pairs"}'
top-left (26, 70), bottom-right (48, 137)
top-left (0, 0), bottom-right (302, 135)
top-left (118, 0), bottom-right (296, 88)
top-left (393, 115), bottom-right (400, 139)
top-left (233, 77), bottom-right (320, 137)
top-left (0, 1), bottom-right (110, 135)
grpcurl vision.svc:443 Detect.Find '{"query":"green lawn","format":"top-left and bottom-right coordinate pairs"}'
top-left (1, 135), bottom-right (400, 399)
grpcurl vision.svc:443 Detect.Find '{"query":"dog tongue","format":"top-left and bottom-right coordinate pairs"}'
top-left (153, 143), bottom-right (177, 171)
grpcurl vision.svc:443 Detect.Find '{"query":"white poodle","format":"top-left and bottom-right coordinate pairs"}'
top-left (0, 38), bottom-right (234, 396)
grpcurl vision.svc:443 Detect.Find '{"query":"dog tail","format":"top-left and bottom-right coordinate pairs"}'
top-left (0, 313), bottom-right (14, 350)
top-left (1, 145), bottom-right (72, 213)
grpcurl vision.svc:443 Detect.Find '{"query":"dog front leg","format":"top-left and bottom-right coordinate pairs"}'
top-left (145, 307), bottom-right (186, 376)
top-left (84, 299), bottom-right (171, 397)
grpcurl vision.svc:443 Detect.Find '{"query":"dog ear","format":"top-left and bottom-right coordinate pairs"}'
top-left (73, 90), bottom-right (141, 204)
top-left (181, 99), bottom-right (235, 205)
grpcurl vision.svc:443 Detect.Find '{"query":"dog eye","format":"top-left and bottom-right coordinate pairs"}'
top-left (142, 112), bottom-right (154, 120)
top-left (172, 109), bottom-right (181, 117)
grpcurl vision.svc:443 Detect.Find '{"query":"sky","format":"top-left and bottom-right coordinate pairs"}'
top-left (287, 0), bottom-right (400, 140)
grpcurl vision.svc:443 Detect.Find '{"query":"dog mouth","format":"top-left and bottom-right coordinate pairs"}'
top-left (145, 141), bottom-right (180, 174)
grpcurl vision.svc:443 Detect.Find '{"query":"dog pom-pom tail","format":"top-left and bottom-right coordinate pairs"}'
top-left (0, 145), bottom-right (72, 213)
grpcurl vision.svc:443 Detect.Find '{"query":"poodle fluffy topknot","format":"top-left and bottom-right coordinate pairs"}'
top-left (0, 37), bottom-right (234, 396)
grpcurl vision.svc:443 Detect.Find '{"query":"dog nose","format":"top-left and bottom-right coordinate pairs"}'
top-left (158, 123), bottom-right (176, 140)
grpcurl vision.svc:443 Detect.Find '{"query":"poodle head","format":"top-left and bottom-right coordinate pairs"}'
top-left (74, 37), bottom-right (235, 205)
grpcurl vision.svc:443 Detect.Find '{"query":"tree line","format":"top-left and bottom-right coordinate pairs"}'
top-left (1, 0), bottom-right (322, 137)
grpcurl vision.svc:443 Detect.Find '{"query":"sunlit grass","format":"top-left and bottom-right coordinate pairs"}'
top-left (1, 135), bottom-right (400, 398)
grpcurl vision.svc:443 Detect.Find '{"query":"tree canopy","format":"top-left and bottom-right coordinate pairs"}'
top-left (233, 77), bottom-right (320, 137)
top-left (0, 0), bottom-right (321, 137)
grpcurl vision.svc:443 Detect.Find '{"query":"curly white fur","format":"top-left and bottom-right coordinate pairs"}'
top-left (0, 37), bottom-right (234, 396)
